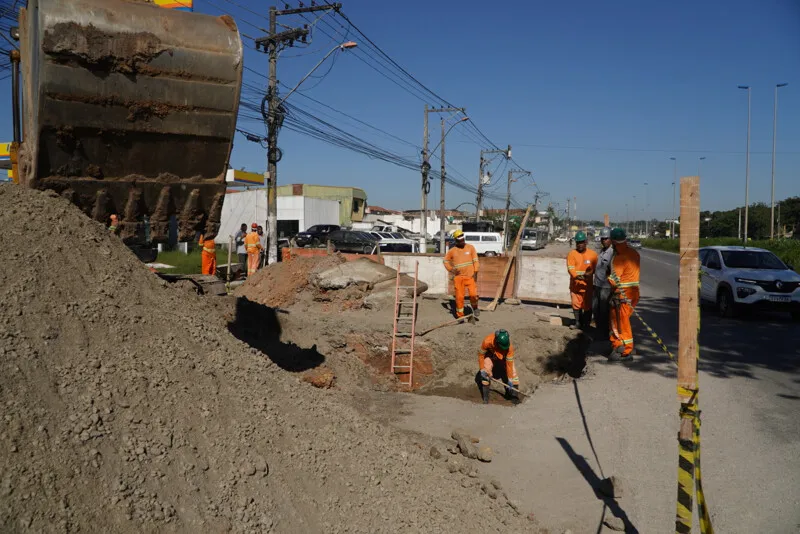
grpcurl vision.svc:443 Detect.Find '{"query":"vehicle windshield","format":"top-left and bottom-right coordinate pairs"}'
top-left (721, 250), bottom-right (786, 270)
top-left (522, 229), bottom-right (536, 238)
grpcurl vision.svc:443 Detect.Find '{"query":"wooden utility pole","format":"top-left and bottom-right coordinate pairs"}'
top-left (677, 175), bottom-right (700, 425)
top-left (257, 3), bottom-right (340, 265)
top-left (439, 118), bottom-right (446, 255)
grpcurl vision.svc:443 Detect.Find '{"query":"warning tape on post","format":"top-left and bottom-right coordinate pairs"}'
top-left (609, 271), bottom-right (713, 534)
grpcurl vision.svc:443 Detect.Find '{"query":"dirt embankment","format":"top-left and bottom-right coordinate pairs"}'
top-left (0, 186), bottom-right (542, 532)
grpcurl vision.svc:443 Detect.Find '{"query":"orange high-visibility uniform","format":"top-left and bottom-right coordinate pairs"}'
top-left (444, 244), bottom-right (479, 317)
top-left (198, 235), bottom-right (216, 276)
top-left (244, 232), bottom-right (262, 276)
top-left (567, 249), bottom-right (598, 311)
top-left (478, 333), bottom-right (518, 386)
top-left (608, 242), bottom-right (640, 356)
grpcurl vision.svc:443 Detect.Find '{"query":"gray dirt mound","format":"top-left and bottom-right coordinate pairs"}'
top-left (0, 186), bottom-right (540, 533)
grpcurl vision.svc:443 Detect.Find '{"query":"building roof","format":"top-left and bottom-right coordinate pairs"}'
top-left (366, 205), bottom-right (401, 215)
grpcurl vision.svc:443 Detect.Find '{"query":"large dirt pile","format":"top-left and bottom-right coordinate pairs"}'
top-left (0, 187), bottom-right (539, 533)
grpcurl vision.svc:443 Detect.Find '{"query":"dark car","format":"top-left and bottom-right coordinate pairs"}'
top-left (326, 230), bottom-right (378, 254)
top-left (434, 236), bottom-right (455, 254)
top-left (293, 224), bottom-right (340, 248)
top-left (629, 239), bottom-right (642, 249)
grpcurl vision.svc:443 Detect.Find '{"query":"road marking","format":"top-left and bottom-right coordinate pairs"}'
top-left (641, 253), bottom-right (678, 268)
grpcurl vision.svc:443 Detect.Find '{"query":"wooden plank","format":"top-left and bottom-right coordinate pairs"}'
top-left (484, 205), bottom-right (532, 311)
top-left (678, 175), bottom-right (700, 432)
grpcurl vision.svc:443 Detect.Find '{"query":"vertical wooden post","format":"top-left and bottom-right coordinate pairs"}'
top-left (226, 235), bottom-right (234, 292)
top-left (677, 176), bottom-right (700, 436)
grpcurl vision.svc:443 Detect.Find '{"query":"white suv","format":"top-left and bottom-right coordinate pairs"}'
top-left (699, 246), bottom-right (800, 320)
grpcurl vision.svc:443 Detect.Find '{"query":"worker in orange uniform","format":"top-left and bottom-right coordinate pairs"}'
top-left (476, 330), bottom-right (519, 404)
top-left (443, 229), bottom-right (480, 318)
top-left (244, 223), bottom-right (262, 277)
top-left (607, 227), bottom-right (640, 361)
top-left (566, 231), bottom-right (598, 330)
top-left (108, 214), bottom-right (119, 234)
top-left (198, 234), bottom-right (216, 276)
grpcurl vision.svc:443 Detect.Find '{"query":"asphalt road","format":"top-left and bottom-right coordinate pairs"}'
top-left (390, 246), bottom-right (800, 533)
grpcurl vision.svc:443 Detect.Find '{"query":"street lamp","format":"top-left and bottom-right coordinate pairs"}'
top-left (643, 182), bottom-right (649, 237)
top-left (278, 41), bottom-right (357, 105)
top-left (436, 117), bottom-right (470, 254)
top-left (670, 157), bottom-right (677, 239)
top-left (738, 85), bottom-right (751, 243)
top-left (771, 83), bottom-right (788, 240)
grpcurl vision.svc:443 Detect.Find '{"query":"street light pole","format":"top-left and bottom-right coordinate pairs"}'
top-left (698, 156), bottom-right (706, 177)
top-left (771, 83), bottom-right (788, 240)
top-left (738, 85), bottom-right (751, 243)
top-left (670, 156), bottom-right (677, 239)
top-left (643, 182), bottom-right (649, 237)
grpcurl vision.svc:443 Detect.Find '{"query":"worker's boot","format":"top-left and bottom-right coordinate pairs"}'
top-left (570, 309), bottom-right (581, 330)
top-left (481, 383), bottom-right (490, 404)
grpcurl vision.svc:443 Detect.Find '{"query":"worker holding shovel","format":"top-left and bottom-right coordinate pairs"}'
top-left (476, 330), bottom-right (520, 405)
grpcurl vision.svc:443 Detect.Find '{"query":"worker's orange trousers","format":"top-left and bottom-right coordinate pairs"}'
top-left (247, 251), bottom-right (260, 276)
top-left (570, 287), bottom-right (592, 311)
top-left (454, 275), bottom-right (478, 318)
top-left (610, 289), bottom-right (639, 356)
top-left (201, 252), bottom-right (217, 276)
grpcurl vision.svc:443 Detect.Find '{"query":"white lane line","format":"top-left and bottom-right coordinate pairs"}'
top-left (640, 251), bottom-right (678, 268)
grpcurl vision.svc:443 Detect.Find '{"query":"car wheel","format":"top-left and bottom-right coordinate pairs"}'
top-left (485, 251), bottom-right (496, 257)
top-left (311, 238), bottom-right (320, 248)
top-left (717, 287), bottom-right (737, 318)
top-left (363, 245), bottom-right (373, 255)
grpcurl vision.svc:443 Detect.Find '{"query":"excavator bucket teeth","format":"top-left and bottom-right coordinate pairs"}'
top-left (18, 0), bottom-right (243, 242)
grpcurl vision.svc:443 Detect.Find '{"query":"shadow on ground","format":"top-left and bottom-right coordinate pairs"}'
top-left (227, 297), bottom-right (325, 372)
top-left (620, 295), bottom-right (800, 382)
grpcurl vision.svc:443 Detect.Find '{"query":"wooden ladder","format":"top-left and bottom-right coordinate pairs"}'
top-left (390, 261), bottom-right (419, 387)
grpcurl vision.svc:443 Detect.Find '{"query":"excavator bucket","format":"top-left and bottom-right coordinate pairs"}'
top-left (17, 0), bottom-right (243, 243)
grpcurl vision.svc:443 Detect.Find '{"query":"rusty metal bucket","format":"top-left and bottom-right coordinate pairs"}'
top-left (18, 0), bottom-right (243, 242)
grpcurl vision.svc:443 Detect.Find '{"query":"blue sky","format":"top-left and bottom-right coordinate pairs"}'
top-left (2, 0), bottom-right (799, 221)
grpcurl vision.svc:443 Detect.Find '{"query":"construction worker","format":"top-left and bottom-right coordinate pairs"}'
top-left (607, 227), bottom-right (640, 361)
top-left (443, 229), bottom-right (480, 318)
top-left (257, 225), bottom-right (267, 267)
top-left (476, 330), bottom-right (519, 404)
top-left (198, 234), bottom-right (216, 275)
top-left (592, 227), bottom-right (614, 336)
top-left (566, 231), bottom-right (598, 330)
top-left (235, 223), bottom-right (247, 274)
top-left (108, 214), bottom-right (119, 234)
top-left (244, 223), bottom-right (262, 277)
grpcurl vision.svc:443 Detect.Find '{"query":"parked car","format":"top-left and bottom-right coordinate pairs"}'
top-left (554, 236), bottom-right (569, 243)
top-left (326, 230), bottom-right (378, 254)
top-left (293, 224), bottom-right (340, 248)
top-left (520, 228), bottom-right (544, 250)
top-left (699, 246), bottom-right (800, 320)
top-left (461, 232), bottom-right (503, 257)
top-left (434, 235), bottom-right (456, 254)
top-left (369, 232), bottom-right (419, 253)
top-left (629, 239), bottom-right (642, 249)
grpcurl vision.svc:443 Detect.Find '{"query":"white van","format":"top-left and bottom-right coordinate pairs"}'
top-left (461, 231), bottom-right (503, 256)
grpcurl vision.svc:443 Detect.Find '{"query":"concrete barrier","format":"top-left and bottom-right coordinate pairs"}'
top-left (278, 248), bottom-right (571, 305)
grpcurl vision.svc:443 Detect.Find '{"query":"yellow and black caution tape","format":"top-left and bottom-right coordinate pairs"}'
top-left (608, 264), bottom-right (713, 533)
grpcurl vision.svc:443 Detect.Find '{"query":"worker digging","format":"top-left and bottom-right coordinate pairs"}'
top-left (608, 227), bottom-right (641, 362)
top-left (443, 229), bottom-right (480, 319)
top-left (566, 230), bottom-right (598, 330)
top-left (476, 330), bottom-right (520, 405)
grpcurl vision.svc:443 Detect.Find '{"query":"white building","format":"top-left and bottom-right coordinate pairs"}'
top-left (219, 189), bottom-right (340, 243)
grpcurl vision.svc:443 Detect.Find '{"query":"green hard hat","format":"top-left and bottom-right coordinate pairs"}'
top-left (574, 231), bottom-right (587, 242)
top-left (610, 227), bottom-right (627, 241)
top-left (495, 329), bottom-right (510, 350)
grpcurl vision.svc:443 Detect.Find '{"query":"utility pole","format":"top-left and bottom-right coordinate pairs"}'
top-left (420, 106), bottom-right (463, 251)
top-left (738, 85), bottom-right (751, 244)
top-left (503, 169), bottom-right (531, 249)
top-left (565, 197), bottom-right (570, 238)
top-left (257, 2), bottom-right (341, 264)
top-left (738, 208), bottom-right (742, 240)
top-left (476, 146), bottom-right (511, 221)
top-left (573, 196), bottom-right (578, 228)
top-left (439, 118), bottom-right (446, 254)
top-left (771, 83), bottom-right (788, 240)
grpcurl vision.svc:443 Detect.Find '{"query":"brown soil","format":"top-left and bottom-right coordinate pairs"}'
top-left (236, 257), bottom-right (589, 401)
top-left (0, 186), bottom-right (543, 532)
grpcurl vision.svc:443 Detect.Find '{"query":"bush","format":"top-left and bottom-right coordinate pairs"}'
top-left (642, 238), bottom-right (800, 272)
